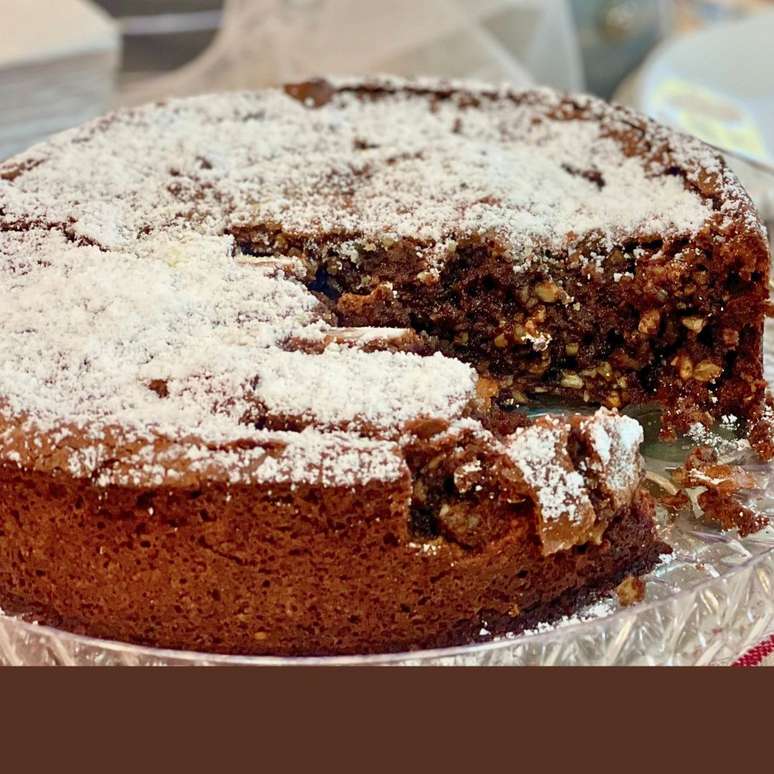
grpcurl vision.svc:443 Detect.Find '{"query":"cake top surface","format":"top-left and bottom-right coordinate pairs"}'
top-left (2, 77), bottom-right (753, 255)
top-left (0, 77), bottom-right (758, 491)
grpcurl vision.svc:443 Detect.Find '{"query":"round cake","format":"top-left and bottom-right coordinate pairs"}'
top-left (0, 77), bottom-right (769, 656)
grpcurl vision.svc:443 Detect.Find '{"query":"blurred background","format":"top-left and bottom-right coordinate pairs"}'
top-left (2, 0), bottom-right (773, 225)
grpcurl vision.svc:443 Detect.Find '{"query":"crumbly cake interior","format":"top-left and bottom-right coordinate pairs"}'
top-left (0, 77), bottom-right (768, 655)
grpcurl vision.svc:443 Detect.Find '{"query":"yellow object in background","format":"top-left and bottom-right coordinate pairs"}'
top-left (649, 77), bottom-right (769, 160)
top-left (673, 0), bottom-right (774, 33)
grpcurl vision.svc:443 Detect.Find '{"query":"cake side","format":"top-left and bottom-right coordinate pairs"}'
top-left (0, 409), bottom-right (666, 656)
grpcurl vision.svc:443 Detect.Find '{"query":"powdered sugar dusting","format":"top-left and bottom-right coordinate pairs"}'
top-left (507, 420), bottom-right (590, 524)
top-left (583, 410), bottom-right (643, 510)
top-left (251, 348), bottom-right (475, 432)
top-left (0, 226), bottom-right (475, 482)
top-left (94, 429), bottom-right (406, 489)
top-left (2, 81), bottom-right (724, 257)
top-left (0, 78), bottom-right (726, 485)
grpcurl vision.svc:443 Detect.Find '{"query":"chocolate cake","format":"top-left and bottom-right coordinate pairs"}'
top-left (0, 77), bottom-right (768, 656)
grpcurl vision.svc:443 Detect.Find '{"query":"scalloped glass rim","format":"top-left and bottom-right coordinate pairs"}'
top-left (2, 412), bottom-right (774, 666)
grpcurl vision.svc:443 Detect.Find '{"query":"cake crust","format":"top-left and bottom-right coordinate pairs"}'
top-left (0, 416), bottom-right (665, 656)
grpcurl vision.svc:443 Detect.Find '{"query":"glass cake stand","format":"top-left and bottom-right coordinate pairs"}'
top-left (2, 408), bottom-right (773, 666)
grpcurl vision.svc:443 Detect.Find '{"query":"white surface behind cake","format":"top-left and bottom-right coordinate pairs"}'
top-left (0, 0), bottom-right (120, 160)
